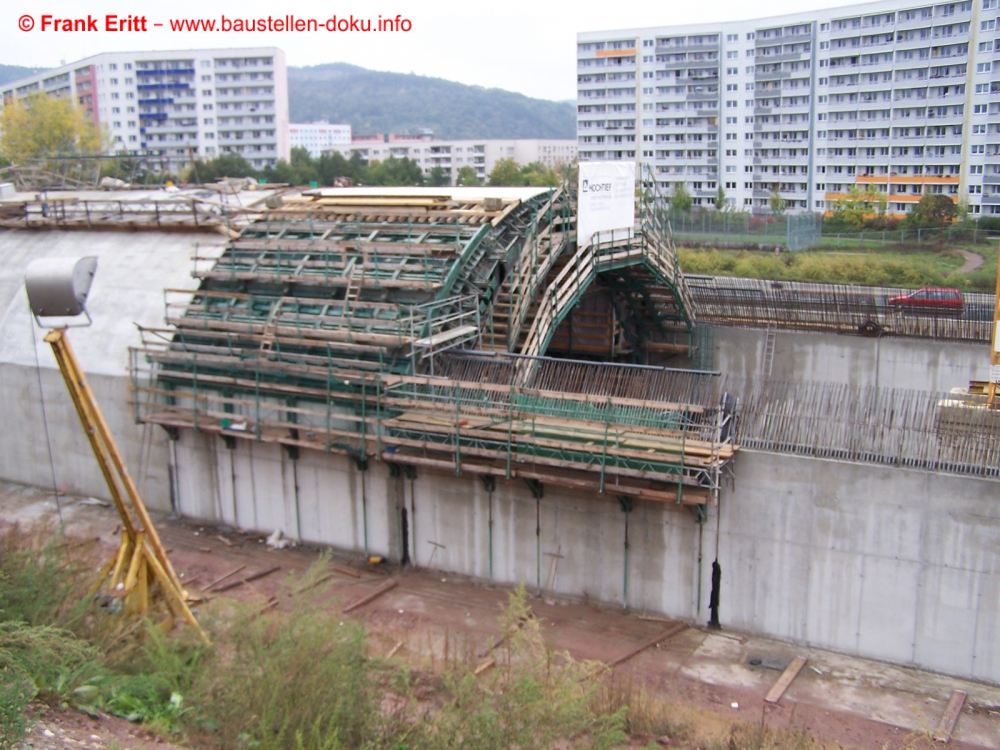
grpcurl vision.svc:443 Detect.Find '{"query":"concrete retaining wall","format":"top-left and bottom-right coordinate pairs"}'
top-left (170, 430), bottom-right (1000, 685)
top-left (0, 363), bottom-right (172, 510)
top-left (711, 326), bottom-right (988, 392)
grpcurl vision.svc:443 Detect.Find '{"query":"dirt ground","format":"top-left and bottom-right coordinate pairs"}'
top-left (4, 481), bottom-right (999, 750)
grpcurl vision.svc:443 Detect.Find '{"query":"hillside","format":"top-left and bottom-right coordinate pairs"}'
top-left (288, 63), bottom-right (575, 140)
top-left (0, 64), bottom-right (48, 88)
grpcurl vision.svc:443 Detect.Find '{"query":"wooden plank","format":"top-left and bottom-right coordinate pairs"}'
top-left (607, 622), bottom-right (686, 667)
top-left (764, 656), bottom-right (808, 704)
top-left (933, 690), bottom-right (967, 743)
top-left (343, 579), bottom-right (398, 613)
top-left (203, 563), bottom-right (246, 591)
top-left (214, 565), bottom-right (281, 592)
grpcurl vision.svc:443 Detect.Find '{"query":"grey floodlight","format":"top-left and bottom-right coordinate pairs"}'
top-left (25, 256), bottom-right (98, 326)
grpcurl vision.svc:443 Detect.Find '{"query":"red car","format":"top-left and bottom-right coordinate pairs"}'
top-left (888, 287), bottom-right (964, 315)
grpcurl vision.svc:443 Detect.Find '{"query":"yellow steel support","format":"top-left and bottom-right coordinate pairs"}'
top-left (44, 329), bottom-right (207, 641)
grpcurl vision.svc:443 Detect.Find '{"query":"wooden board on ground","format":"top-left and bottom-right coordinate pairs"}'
top-left (607, 622), bottom-right (686, 667)
top-left (764, 656), bottom-right (808, 704)
top-left (933, 690), bottom-right (967, 743)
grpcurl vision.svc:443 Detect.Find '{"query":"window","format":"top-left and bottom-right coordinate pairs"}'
top-left (970, 185), bottom-right (982, 193)
top-left (112, 107), bottom-right (120, 114)
top-left (977, 62), bottom-right (992, 72)
top-left (746, 32), bottom-right (755, 40)
top-left (200, 60), bottom-right (211, 68)
top-left (113, 121), bottom-right (121, 128)
top-left (820, 22), bottom-right (830, 30)
top-left (203, 103), bottom-right (214, 110)
top-left (726, 67), bottom-right (738, 75)
top-left (977, 83), bottom-right (990, 93)
top-left (727, 34), bottom-right (738, 41)
top-left (820, 41), bottom-right (830, 49)
top-left (746, 49), bottom-right (755, 57)
top-left (202, 90), bottom-right (213, 96)
top-left (971, 144), bottom-right (985, 153)
top-left (109, 63), bottom-right (117, 71)
top-left (974, 104), bottom-right (988, 113)
top-left (745, 82), bottom-right (754, 90)
top-left (727, 83), bottom-right (738, 90)
top-left (124, 63), bottom-right (132, 70)
top-left (982, 19), bottom-right (996, 29)
top-left (109, 78), bottom-right (118, 85)
top-left (726, 100), bottom-right (737, 107)
top-left (726, 116), bottom-right (737, 123)
top-left (973, 124), bottom-right (986, 133)
top-left (971, 165), bottom-right (983, 173)
top-left (727, 50), bottom-right (738, 58)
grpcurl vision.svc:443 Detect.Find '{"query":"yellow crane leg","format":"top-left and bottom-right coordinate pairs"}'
top-left (43, 329), bottom-right (207, 643)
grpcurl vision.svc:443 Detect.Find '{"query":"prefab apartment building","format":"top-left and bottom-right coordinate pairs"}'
top-left (2, 47), bottom-right (290, 174)
top-left (576, 0), bottom-right (1000, 215)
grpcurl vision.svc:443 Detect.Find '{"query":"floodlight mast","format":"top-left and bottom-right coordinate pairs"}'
top-left (25, 258), bottom-right (206, 641)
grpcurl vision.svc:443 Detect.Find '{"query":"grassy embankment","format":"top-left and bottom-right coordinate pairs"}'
top-left (679, 243), bottom-right (999, 293)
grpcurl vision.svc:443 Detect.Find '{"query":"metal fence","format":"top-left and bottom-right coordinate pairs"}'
top-left (666, 213), bottom-right (1000, 249)
top-left (687, 276), bottom-right (995, 343)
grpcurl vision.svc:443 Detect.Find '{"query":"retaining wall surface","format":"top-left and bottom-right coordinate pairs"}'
top-left (712, 326), bottom-right (988, 391)
top-left (169, 431), bottom-right (1000, 685)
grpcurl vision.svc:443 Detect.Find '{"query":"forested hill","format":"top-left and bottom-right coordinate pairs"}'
top-left (0, 64), bottom-right (48, 87)
top-left (288, 63), bottom-right (575, 140)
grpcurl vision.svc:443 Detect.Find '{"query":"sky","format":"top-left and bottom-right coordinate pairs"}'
top-left (3, 0), bottom-right (865, 101)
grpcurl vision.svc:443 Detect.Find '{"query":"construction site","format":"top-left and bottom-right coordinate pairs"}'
top-left (2, 163), bottom-right (1000, 727)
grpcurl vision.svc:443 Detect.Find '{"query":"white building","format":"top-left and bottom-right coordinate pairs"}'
top-left (577, 0), bottom-right (1000, 215)
top-left (3, 47), bottom-right (290, 173)
top-left (327, 137), bottom-right (577, 183)
top-left (289, 121), bottom-right (351, 158)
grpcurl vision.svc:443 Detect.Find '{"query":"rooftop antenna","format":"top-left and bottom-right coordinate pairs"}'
top-left (25, 257), bottom-right (207, 641)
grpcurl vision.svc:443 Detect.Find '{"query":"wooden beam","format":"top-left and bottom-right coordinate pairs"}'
top-left (933, 690), bottom-right (967, 743)
top-left (764, 656), bottom-right (808, 704)
top-left (607, 622), bottom-right (686, 667)
top-left (343, 579), bottom-right (398, 613)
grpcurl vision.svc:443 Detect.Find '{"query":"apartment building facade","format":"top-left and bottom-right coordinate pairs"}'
top-left (328, 137), bottom-right (577, 183)
top-left (289, 121), bottom-right (352, 158)
top-left (3, 47), bottom-right (290, 173)
top-left (577, 0), bottom-right (1000, 215)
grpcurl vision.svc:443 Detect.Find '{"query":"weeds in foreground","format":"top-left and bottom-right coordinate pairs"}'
top-left (0, 526), bottom-right (833, 750)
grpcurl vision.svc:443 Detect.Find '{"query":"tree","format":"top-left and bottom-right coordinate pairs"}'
top-left (831, 184), bottom-right (887, 229)
top-left (316, 151), bottom-right (359, 185)
top-left (714, 185), bottom-right (727, 211)
top-left (909, 192), bottom-right (958, 230)
top-left (669, 183), bottom-right (692, 215)
top-left (768, 188), bottom-right (787, 216)
top-left (488, 158), bottom-right (521, 186)
top-left (363, 156), bottom-right (424, 186)
top-left (188, 152), bottom-right (258, 183)
top-left (426, 166), bottom-right (451, 186)
top-left (455, 165), bottom-right (480, 186)
top-left (0, 92), bottom-right (103, 166)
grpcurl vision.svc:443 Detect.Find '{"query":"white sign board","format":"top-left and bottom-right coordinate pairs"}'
top-left (577, 161), bottom-right (636, 249)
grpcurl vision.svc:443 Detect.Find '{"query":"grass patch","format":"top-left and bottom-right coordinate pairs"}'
top-left (678, 245), bottom-right (999, 292)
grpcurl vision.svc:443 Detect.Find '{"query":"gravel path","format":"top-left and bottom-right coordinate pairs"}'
top-left (957, 249), bottom-right (985, 274)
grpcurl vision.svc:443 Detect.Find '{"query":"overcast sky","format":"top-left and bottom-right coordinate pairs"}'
top-left (4, 0), bottom-right (859, 101)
